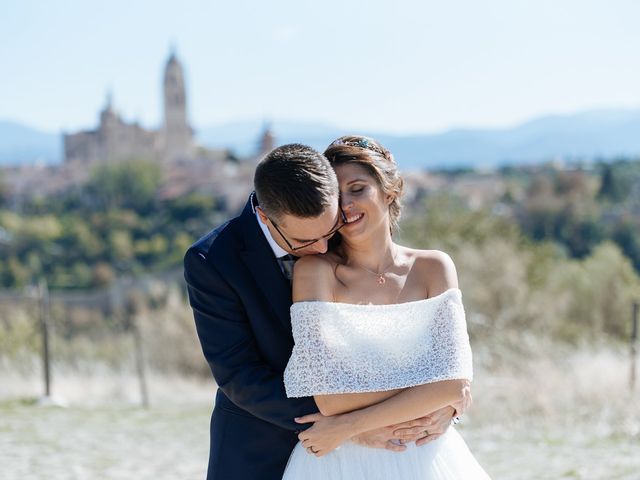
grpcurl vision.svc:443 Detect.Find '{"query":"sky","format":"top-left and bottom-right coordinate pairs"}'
top-left (2, 0), bottom-right (640, 135)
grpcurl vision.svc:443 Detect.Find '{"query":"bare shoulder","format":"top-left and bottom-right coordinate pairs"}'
top-left (293, 254), bottom-right (335, 279)
top-left (292, 254), bottom-right (337, 302)
top-left (403, 247), bottom-right (459, 297)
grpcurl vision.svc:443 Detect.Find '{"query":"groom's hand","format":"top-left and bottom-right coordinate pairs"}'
top-left (351, 426), bottom-right (407, 452)
top-left (392, 406), bottom-right (456, 446)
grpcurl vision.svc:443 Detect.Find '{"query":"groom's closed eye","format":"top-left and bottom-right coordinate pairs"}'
top-left (293, 237), bottom-right (317, 243)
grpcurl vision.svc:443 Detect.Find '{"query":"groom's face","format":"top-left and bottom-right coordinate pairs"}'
top-left (259, 198), bottom-right (341, 256)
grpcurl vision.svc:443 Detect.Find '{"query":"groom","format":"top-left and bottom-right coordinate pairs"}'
top-left (184, 144), bottom-right (462, 480)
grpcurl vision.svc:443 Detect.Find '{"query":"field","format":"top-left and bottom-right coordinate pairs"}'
top-left (2, 346), bottom-right (639, 480)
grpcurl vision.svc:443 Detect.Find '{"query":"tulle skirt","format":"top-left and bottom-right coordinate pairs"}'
top-left (282, 428), bottom-right (490, 480)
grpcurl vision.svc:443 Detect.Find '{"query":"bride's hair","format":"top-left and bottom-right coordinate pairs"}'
top-left (324, 135), bottom-right (404, 233)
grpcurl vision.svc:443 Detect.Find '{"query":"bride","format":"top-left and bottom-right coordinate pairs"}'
top-left (282, 136), bottom-right (491, 479)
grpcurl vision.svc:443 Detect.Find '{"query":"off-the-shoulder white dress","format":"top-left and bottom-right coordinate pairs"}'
top-left (282, 289), bottom-right (491, 479)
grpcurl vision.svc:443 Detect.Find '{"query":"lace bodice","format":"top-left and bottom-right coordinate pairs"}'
top-left (284, 288), bottom-right (473, 397)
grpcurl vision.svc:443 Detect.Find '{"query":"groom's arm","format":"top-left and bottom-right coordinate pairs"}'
top-left (185, 248), bottom-right (316, 431)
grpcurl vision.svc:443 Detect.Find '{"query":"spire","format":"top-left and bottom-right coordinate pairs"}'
top-left (258, 120), bottom-right (276, 156)
top-left (163, 48), bottom-right (187, 128)
top-left (162, 48), bottom-right (193, 161)
top-left (168, 42), bottom-right (177, 62)
top-left (99, 88), bottom-right (117, 126)
top-left (105, 89), bottom-right (114, 112)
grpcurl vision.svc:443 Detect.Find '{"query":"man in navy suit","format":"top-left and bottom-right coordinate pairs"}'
top-left (184, 144), bottom-right (460, 480)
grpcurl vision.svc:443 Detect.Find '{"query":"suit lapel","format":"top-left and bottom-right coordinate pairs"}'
top-left (238, 197), bottom-right (293, 329)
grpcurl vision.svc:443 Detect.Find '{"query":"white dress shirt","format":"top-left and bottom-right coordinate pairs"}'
top-left (255, 209), bottom-right (289, 259)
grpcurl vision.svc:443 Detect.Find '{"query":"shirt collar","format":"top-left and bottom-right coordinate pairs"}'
top-left (254, 205), bottom-right (289, 259)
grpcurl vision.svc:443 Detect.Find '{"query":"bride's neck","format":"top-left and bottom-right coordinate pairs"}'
top-left (341, 233), bottom-right (397, 272)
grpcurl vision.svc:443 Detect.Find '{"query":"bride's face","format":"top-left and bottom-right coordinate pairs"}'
top-left (334, 162), bottom-right (392, 240)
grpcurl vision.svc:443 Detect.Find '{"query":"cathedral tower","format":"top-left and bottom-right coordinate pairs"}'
top-left (257, 121), bottom-right (276, 159)
top-left (162, 49), bottom-right (193, 161)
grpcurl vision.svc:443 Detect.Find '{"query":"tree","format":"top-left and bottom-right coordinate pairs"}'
top-left (613, 220), bottom-right (640, 271)
top-left (557, 212), bottom-right (605, 259)
top-left (0, 171), bottom-right (7, 207)
top-left (597, 161), bottom-right (635, 203)
top-left (86, 159), bottom-right (162, 212)
top-left (552, 242), bottom-right (640, 339)
top-left (165, 192), bottom-right (217, 222)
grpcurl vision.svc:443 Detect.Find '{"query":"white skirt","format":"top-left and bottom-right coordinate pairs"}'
top-left (282, 428), bottom-right (491, 480)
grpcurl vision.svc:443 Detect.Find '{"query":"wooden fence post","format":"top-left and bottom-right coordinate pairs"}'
top-left (127, 294), bottom-right (149, 408)
top-left (631, 302), bottom-right (638, 393)
top-left (38, 278), bottom-right (51, 398)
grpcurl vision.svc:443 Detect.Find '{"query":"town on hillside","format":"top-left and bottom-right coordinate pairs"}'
top-left (1, 51), bottom-right (639, 292)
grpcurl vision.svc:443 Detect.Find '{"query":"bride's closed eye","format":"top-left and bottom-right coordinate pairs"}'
top-left (339, 186), bottom-right (365, 197)
top-left (349, 184), bottom-right (366, 194)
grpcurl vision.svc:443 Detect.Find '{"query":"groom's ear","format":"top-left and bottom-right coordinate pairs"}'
top-left (256, 206), bottom-right (270, 225)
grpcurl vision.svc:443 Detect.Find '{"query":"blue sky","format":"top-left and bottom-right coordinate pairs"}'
top-left (2, 0), bottom-right (640, 134)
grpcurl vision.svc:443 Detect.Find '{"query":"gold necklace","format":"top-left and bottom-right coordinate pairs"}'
top-left (349, 250), bottom-right (397, 286)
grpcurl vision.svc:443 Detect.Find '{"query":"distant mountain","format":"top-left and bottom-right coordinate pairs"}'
top-left (197, 109), bottom-right (640, 169)
top-left (2, 109), bottom-right (640, 169)
top-left (380, 109), bottom-right (640, 169)
top-left (0, 120), bottom-right (61, 166)
top-left (196, 120), bottom-right (345, 158)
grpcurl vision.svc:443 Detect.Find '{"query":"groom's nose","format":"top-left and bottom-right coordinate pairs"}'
top-left (308, 238), bottom-right (329, 254)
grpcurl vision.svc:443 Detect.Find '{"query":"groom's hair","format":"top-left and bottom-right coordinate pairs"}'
top-left (254, 144), bottom-right (338, 222)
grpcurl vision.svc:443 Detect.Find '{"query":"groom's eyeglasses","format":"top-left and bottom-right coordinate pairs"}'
top-left (270, 208), bottom-right (347, 252)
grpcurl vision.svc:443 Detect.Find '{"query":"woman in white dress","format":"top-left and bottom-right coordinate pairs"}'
top-left (282, 135), bottom-right (490, 479)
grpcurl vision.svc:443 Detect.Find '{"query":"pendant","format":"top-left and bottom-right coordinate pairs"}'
top-left (377, 275), bottom-right (386, 285)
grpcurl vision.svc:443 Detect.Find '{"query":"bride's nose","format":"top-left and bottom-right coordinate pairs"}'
top-left (340, 194), bottom-right (353, 210)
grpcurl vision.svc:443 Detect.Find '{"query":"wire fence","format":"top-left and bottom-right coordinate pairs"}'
top-left (2, 269), bottom-right (637, 404)
top-left (0, 268), bottom-right (206, 406)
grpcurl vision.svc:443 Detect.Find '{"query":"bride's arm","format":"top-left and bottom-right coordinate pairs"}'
top-left (298, 379), bottom-right (470, 456)
top-left (321, 379), bottom-right (468, 431)
top-left (313, 384), bottom-right (468, 450)
top-left (314, 390), bottom-right (404, 416)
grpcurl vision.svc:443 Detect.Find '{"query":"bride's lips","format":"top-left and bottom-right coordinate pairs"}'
top-left (343, 212), bottom-right (364, 227)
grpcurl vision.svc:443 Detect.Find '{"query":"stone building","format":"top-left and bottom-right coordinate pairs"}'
top-left (63, 50), bottom-right (194, 165)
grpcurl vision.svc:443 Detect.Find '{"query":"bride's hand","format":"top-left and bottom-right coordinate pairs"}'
top-left (295, 413), bottom-right (352, 457)
top-left (352, 425), bottom-right (407, 452)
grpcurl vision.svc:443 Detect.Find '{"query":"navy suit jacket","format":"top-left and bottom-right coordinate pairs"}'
top-left (184, 196), bottom-right (317, 480)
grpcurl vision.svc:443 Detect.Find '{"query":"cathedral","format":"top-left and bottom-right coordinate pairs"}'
top-left (6, 50), bottom-right (277, 212)
top-left (63, 50), bottom-right (195, 164)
